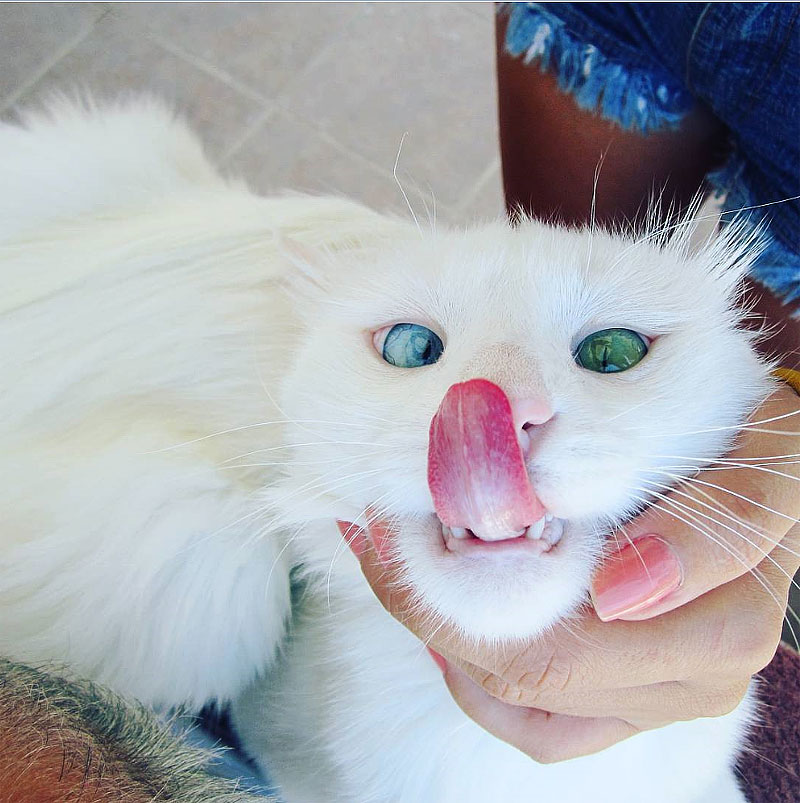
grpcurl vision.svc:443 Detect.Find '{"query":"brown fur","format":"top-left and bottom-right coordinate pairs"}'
top-left (0, 660), bottom-right (269, 802)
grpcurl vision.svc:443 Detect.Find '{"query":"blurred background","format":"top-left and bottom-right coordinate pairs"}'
top-left (0, 2), bottom-right (503, 223)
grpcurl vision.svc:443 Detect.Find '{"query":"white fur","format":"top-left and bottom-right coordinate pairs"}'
top-left (0, 100), bottom-right (771, 801)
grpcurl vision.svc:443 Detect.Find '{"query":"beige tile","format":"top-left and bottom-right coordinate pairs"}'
top-left (282, 2), bottom-right (499, 211)
top-left (224, 108), bottom-right (411, 216)
top-left (14, 14), bottom-right (266, 160)
top-left (459, 2), bottom-right (498, 24)
top-left (451, 159), bottom-right (505, 225)
top-left (0, 2), bottom-right (104, 106)
top-left (112, 2), bottom-right (349, 100)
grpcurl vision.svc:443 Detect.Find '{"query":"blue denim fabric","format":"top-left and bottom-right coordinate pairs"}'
top-left (168, 711), bottom-right (280, 799)
top-left (502, 3), bottom-right (800, 309)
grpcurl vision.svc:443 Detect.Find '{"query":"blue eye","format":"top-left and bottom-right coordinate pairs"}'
top-left (381, 323), bottom-right (444, 368)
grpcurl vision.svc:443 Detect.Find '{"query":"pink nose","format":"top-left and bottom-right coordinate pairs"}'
top-left (510, 397), bottom-right (554, 458)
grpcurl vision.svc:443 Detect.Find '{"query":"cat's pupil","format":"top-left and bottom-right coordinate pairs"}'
top-left (574, 328), bottom-right (647, 374)
top-left (382, 323), bottom-right (444, 369)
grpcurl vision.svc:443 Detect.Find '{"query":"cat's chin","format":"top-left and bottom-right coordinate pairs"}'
top-left (388, 514), bottom-right (599, 641)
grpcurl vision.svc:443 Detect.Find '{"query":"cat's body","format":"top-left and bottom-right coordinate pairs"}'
top-left (0, 101), bottom-right (771, 802)
top-left (232, 567), bottom-right (750, 803)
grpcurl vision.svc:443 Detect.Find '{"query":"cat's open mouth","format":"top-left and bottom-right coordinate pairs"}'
top-left (429, 379), bottom-right (565, 559)
top-left (440, 515), bottom-right (564, 556)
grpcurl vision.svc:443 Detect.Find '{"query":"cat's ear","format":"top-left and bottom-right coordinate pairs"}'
top-left (276, 233), bottom-right (330, 293)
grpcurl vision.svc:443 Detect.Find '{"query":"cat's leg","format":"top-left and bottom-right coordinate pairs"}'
top-left (0, 436), bottom-right (293, 709)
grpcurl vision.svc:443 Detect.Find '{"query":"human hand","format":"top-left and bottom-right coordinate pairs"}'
top-left (340, 382), bottom-right (800, 763)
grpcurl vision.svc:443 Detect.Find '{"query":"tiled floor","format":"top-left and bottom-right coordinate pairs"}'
top-left (0, 1), bottom-right (504, 223)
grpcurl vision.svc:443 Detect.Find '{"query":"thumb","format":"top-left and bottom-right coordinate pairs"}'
top-left (591, 384), bottom-right (800, 622)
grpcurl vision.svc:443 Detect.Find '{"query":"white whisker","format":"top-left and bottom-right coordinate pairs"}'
top-left (640, 478), bottom-right (800, 563)
top-left (642, 406), bottom-right (800, 438)
top-left (628, 491), bottom-right (796, 644)
top-left (393, 132), bottom-right (422, 236)
top-left (649, 469), bottom-right (800, 526)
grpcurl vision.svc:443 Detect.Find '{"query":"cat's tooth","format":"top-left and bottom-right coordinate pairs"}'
top-left (450, 526), bottom-right (469, 540)
top-left (545, 513), bottom-right (554, 523)
top-left (543, 517), bottom-right (564, 547)
top-left (525, 517), bottom-right (546, 541)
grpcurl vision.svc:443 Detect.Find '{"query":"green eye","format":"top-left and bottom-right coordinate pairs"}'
top-left (381, 323), bottom-right (444, 368)
top-left (574, 328), bottom-right (648, 373)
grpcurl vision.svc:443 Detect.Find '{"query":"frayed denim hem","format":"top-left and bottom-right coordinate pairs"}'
top-left (500, 3), bottom-right (693, 135)
top-left (709, 156), bottom-right (800, 314)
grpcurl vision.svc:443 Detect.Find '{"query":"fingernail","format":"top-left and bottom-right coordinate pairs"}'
top-left (591, 536), bottom-right (683, 622)
top-left (427, 648), bottom-right (447, 674)
top-left (336, 520), bottom-right (367, 561)
top-left (367, 520), bottom-right (393, 567)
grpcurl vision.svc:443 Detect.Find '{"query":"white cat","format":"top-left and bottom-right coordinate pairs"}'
top-left (0, 100), bottom-right (773, 802)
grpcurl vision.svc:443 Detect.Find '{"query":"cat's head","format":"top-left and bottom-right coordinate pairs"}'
top-left (272, 214), bottom-right (772, 640)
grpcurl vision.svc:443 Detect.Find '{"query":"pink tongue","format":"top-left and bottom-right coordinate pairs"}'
top-left (427, 378), bottom-right (545, 540)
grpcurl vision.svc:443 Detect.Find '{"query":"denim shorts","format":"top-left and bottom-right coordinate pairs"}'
top-left (501, 2), bottom-right (800, 311)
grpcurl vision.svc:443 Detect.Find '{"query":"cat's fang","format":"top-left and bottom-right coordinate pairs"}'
top-left (543, 517), bottom-right (564, 547)
top-left (442, 525), bottom-right (469, 540)
top-left (524, 516), bottom-right (564, 548)
top-left (525, 517), bottom-right (546, 541)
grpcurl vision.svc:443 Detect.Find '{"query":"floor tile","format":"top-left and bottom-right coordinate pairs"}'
top-left (460, 2), bottom-right (498, 24)
top-left (0, 2), bottom-right (103, 107)
top-left (14, 14), bottom-right (266, 161)
top-left (224, 108), bottom-right (409, 216)
top-left (112, 2), bottom-right (349, 100)
top-left (281, 2), bottom-right (499, 211)
top-left (452, 159), bottom-right (505, 224)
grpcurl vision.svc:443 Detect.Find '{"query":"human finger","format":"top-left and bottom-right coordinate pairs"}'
top-left (592, 384), bottom-right (800, 622)
top-left (440, 661), bottom-right (639, 763)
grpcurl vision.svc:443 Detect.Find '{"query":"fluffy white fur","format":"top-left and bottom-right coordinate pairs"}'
top-left (0, 100), bottom-right (774, 802)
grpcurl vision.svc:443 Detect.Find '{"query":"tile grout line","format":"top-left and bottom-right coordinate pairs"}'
top-left (451, 155), bottom-right (502, 220)
top-left (95, 7), bottom-right (471, 219)
top-left (143, 11), bottom-right (347, 166)
top-left (221, 99), bottom-right (459, 220)
top-left (283, 103), bottom-right (460, 222)
top-left (217, 105), bottom-right (276, 165)
top-left (147, 34), bottom-right (271, 106)
top-left (131, 1), bottom-right (355, 122)
top-left (0, 8), bottom-right (107, 113)
top-left (459, 2), bottom-right (497, 22)
top-left (279, 106), bottom-right (422, 192)
top-left (219, 33), bottom-right (345, 164)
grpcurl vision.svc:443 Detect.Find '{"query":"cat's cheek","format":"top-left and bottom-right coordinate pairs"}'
top-left (532, 465), bottom-right (644, 523)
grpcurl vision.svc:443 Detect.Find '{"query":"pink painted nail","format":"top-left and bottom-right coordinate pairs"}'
top-left (336, 520), bottom-right (367, 561)
top-left (427, 648), bottom-right (447, 674)
top-left (591, 536), bottom-right (683, 622)
top-left (367, 520), bottom-right (393, 567)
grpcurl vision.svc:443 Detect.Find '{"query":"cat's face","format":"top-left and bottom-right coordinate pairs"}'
top-left (274, 219), bottom-right (771, 640)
